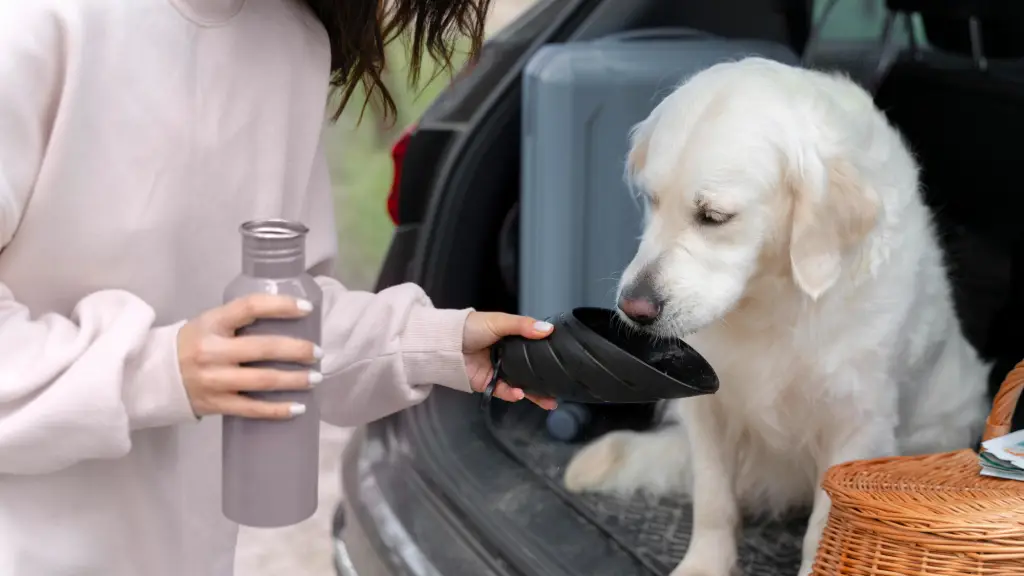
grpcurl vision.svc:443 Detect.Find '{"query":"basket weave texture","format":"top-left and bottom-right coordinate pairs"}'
top-left (811, 361), bottom-right (1024, 575)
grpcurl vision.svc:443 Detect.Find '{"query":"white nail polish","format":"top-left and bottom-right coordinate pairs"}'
top-left (289, 403), bottom-right (307, 417)
top-left (312, 345), bottom-right (324, 360)
top-left (534, 321), bottom-right (554, 332)
top-left (296, 299), bottom-right (314, 313)
top-left (308, 371), bottom-right (323, 386)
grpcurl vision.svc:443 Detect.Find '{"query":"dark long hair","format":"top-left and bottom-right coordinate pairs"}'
top-left (301, 0), bottom-right (492, 122)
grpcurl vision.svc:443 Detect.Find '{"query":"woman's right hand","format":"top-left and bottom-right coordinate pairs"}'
top-left (177, 294), bottom-right (321, 420)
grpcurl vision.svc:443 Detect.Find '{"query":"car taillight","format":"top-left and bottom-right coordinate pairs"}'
top-left (386, 58), bottom-right (478, 225)
top-left (387, 124), bottom-right (415, 225)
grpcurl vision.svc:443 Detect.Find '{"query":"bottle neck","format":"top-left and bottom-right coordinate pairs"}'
top-left (240, 220), bottom-right (308, 279)
top-left (243, 252), bottom-right (305, 279)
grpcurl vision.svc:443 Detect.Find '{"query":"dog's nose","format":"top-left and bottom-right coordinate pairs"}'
top-left (617, 278), bottom-right (664, 325)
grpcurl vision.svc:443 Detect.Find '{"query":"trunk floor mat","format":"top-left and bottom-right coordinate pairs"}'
top-left (487, 402), bottom-right (808, 576)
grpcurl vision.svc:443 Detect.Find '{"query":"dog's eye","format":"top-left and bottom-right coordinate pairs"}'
top-left (696, 209), bottom-right (734, 226)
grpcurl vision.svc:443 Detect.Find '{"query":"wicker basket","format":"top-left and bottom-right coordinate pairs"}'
top-left (811, 360), bottom-right (1024, 575)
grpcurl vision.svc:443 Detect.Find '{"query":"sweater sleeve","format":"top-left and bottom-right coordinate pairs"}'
top-left (315, 279), bottom-right (473, 427)
top-left (0, 5), bottom-right (197, 475)
top-left (299, 129), bottom-right (472, 427)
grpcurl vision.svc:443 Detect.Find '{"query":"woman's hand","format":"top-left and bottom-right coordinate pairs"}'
top-left (463, 311), bottom-right (558, 410)
top-left (178, 294), bottom-right (320, 420)
top-left (176, 297), bottom-right (558, 419)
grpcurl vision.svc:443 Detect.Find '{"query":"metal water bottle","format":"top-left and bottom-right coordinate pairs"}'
top-left (222, 219), bottom-right (323, 527)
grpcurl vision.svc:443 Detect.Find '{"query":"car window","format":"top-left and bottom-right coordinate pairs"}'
top-left (812, 0), bottom-right (927, 46)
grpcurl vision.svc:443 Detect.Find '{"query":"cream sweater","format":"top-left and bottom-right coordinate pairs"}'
top-left (0, 1), bottom-right (472, 574)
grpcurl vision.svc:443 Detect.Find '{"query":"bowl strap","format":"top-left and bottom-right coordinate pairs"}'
top-left (479, 347), bottom-right (502, 410)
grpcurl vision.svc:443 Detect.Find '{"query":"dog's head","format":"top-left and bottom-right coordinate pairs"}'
top-left (617, 58), bottom-right (882, 336)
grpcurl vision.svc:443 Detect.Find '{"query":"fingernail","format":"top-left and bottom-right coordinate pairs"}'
top-left (533, 321), bottom-right (554, 333)
top-left (296, 299), bottom-right (314, 313)
top-left (308, 371), bottom-right (323, 387)
top-left (289, 403), bottom-right (307, 417)
top-left (312, 345), bottom-right (324, 360)
top-left (515, 389), bottom-right (525, 400)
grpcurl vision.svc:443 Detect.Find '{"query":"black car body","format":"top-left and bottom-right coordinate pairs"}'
top-left (332, 0), bottom-right (1024, 574)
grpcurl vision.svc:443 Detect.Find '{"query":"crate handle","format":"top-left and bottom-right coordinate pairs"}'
top-left (983, 359), bottom-right (1024, 441)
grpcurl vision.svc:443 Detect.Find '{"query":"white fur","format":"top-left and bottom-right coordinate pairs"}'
top-left (563, 58), bottom-right (989, 576)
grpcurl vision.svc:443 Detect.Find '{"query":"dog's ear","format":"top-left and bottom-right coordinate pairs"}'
top-left (626, 103), bottom-right (669, 180)
top-left (627, 132), bottom-right (650, 176)
top-left (626, 120), bottom-right (653, 178)
top-left (625, 115), bottom-right (659, 218)
top-left (788, 156), bottom-right (879, 300)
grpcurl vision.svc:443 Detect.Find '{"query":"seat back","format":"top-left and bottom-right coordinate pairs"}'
top-left (875, 49), bottom-right (1024, 430)
top-left (888, 0), bottom-right (1024, 60)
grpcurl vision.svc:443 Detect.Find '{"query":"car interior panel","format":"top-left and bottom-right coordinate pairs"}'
top-left (336, 2), bottom-right (1024, 574)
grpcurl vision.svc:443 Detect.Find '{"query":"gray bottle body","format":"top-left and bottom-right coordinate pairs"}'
top-left (222, 219), bottom-right (323, 528)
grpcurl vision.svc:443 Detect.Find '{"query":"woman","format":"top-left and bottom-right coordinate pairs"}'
top-left (0, 1), bottom-right (553, 575)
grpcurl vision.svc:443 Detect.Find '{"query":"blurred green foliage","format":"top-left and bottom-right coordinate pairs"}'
top-left (326, 38), bottom-right (470, 289)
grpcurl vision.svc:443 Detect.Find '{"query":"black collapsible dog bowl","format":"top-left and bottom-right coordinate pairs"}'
top-left (494, 307), bottom-right (719, 403)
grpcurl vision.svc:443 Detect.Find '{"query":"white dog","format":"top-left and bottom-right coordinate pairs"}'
top-left (563, 58), bottom-right (990, 576)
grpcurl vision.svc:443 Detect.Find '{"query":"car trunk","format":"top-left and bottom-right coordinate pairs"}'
top-left (344, 2), bottom-right (1024, 575)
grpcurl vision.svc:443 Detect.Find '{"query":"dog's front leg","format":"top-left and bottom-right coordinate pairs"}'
top-left (799, 422), bottom-right (896, 575)
top-left (672, 398), bottom-right (738, 576)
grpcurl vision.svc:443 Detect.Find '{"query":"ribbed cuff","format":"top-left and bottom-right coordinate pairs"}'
top-left (400, 306), bottom-right (473, 393)
top-left (122, 321), bottom-right (198, 429)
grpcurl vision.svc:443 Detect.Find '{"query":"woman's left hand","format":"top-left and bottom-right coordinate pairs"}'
top-left (463, 312), bottom-right (558, 410)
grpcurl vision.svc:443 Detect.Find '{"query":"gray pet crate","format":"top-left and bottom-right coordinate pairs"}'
top-left (520, 30), bottom-right (798, 319)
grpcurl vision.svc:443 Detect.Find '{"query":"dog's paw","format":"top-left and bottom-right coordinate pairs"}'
top-left (668, 560), bottom-right (735, 576)
top-left (669, 541), bottom-right (737, 576)
top-left (668, 560), bottom-right (733, 576)
top-left (563, 432), bottom-right (632, 493)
